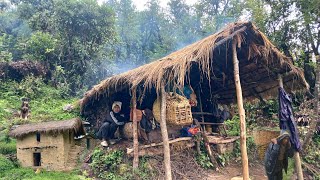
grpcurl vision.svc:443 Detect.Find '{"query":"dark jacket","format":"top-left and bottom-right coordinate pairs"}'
top-left (104, 111), bottom-right (127, 125)
top-left (278, 87), bottom-right (301, 151)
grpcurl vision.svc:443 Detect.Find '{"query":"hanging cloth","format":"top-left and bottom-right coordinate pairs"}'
top-left (278, 87), bottom-right (301, 151)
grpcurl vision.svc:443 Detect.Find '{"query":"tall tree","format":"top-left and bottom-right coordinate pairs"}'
top-left (138, 0), bottom-right (173, 63)
top-left (168, 0), bottom-right (201, 49)
top-left (12, 0), bottom-right (116, 92)
top-left (105, 0), bottom-right (141, 73)
top-left (194, 0), bottom-right (243, 33)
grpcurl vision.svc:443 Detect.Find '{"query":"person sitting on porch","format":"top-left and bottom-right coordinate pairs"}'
top-left (97, 101), bottom-right (127, 147)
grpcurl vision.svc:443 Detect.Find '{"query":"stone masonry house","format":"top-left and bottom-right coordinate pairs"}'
top-left (9, 118), bottom-right (85, 171)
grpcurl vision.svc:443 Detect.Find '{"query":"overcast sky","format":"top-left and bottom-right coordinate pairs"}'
top-left (98, 0), bottom-right (197, 10)
top-left (134, 0), bottom-right (197, 10)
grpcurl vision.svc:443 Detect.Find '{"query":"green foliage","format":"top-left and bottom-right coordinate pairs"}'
top-left (232, 140), bottom-right (241, 158)
top-left (216, 153), bottom-right (231, 167)
top-left (0, 141), bottom-right (16, 155)
top-left (196, 152), bottom-right (214, 169)
top-left (0, 166), bottom-right (82, 180)
top-left (24, 31), bottom-right (57, 62)
top-left (0, 155), bottom-right (16, 176)
top-left (0, 155), bottom-right (82, 179)
top-left (89, 148), bottom-right (155, 180)
top-left (225, 115), bottom-right (240, 136)
top-left (90, 149), bottom-right (124, 175)
top-left (303, 135), bottom-right (320, 169)
top-left (0, 34), bottom-right (13, 62)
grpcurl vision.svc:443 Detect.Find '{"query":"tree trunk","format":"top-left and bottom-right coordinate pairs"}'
top-left (232, 39), bottom-right (250, 180)
top-left (160, 85), bottom-right (172, 180)
top-left (302, 56), bottom-right (320, 149)
top-left (132, 88), bottom-right (139, 169)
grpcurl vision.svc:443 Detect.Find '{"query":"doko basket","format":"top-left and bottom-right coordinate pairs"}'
top-left (253, 129), bottom-right (280, 160)
top-left (153, 92), bottom-right (193, 126)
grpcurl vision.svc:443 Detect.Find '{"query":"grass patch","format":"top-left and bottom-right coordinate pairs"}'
top-left (0, 78), bottom-right (79, 127)
top-left (0, 168), bottom-right (83, 180)
top-left (0, 154), bottom-right (83, 180)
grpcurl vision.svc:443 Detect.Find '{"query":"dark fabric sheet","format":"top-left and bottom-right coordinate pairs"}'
top-left (278, 87), bottom-right (301, 151)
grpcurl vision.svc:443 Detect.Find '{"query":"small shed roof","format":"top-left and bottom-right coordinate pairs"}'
top-left (9, 118), bottom-right (85, 138)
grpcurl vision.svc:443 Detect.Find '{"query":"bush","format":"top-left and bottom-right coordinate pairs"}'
top-left (0, 168), bottom-right (34, 180)
top-left (90, 149), bottom-right (124, 175)
top-left (196, 152), bottom-right (214, 169)
top-left (225, 115), bottom-right (240, 136)
top-left (0, 155), bottom-right (16, 176)
top-left (0, 141), bottom-right (16, 155)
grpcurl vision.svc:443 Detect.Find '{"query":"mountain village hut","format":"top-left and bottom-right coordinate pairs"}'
top-left (80, 22), bottom-right (309, 179)
top-left (9, 118), bottom-right (85, 171)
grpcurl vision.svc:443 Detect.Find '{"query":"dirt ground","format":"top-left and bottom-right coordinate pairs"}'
top-left (205, 162), bottom-right (267, 180)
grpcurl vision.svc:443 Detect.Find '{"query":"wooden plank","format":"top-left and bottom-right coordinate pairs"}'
top-left (192, 112), bottom-right (214, 115)
top-left (126, 137), bottom-right (193, 154)
top-left (207, 136), bottom-right (240, 144)
top-left (198, 122), bottom-right (225, 125)
top-left (127, 142), bottom-right (195, 157)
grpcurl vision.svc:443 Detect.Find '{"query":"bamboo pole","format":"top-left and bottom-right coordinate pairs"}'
top-left (232, 39), bottom-right (250, 180)
top-left (132, 88), bottom-right (139, 169)
top-left (278, 75), bottom-right (303, 180)
top-left (160, 85), bottom-right (172, 180)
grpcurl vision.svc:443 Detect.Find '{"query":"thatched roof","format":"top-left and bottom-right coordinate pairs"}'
top-left (9, 118), bottom-right (85, 138)
top-left (80, 22), bottom-right (308, 117)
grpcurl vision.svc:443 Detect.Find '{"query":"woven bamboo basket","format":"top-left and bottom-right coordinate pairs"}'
top-left (253, 129), bottom-right (280, 160)
top-left (153, 92), bottom-right (193, 126)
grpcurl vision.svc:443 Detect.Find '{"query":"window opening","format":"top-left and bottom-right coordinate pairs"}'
top-left (36, 132), bottom-right (40, 142)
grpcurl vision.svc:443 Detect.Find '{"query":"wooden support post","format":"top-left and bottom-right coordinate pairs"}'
top-left (196, 88), bottom-right (205, 123)
top-left (160, 85), bottom-right (172, 180)
top-left (278, 75), bottom-right (303, 180)
top-left (132, 88), bottom-right (139, 169)
top-left (232, 39), bottom-right (250, 180)
top-left (196, 87), bottom-right (206, 132)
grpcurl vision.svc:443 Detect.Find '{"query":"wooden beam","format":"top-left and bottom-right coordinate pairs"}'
top-left (278, 75), bottom-right (303, 180)
top-left (160, 85), bottom-right (172, 180)
top-left (232, 39), bottom-right (250, 179)
top-left (132, 88), bottom-right (139, 169)
top-left (126, 137), bottom-right (193, 154)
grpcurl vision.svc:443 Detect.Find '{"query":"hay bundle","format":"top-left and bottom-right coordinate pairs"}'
top-left (123, 122), bottom-right (134, 139)
top-left (253, 129), bottom-right (280, 160)
top-left (152, 92), bottom-right (193, 126)
top-left (122, 122), bottom-right (148, 141)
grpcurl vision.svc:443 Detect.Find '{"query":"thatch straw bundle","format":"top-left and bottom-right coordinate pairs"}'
top-left (80, 22), bottom-right (308, 125)
top-left (9, 118), bottom-right (85, 138)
